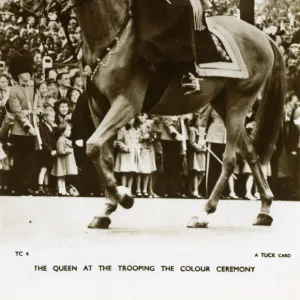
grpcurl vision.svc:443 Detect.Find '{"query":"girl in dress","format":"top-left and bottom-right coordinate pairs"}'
top-left (188, 112), bottom-right (206, 198)
top-left (51, 123), bottom-right (78, 196)
top-left (114, 118), bottom-right (141, 194)
top-left (135, 113), bottom-right (157, 197)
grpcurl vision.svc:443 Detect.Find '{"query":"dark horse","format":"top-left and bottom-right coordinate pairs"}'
top-left (31, 0), bottom-right (286, 228)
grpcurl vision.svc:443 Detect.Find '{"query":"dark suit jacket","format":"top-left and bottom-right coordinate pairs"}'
top-left (53, 87), bottom-right (71, 101)
top-left (71, 92), bottom-right (96, 142)
top-left (39, 121), bottom-right (56, 155)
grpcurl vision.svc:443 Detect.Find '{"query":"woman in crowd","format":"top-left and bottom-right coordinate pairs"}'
top-left (188, 112), bottom-right (206, 199)
top-left (44, 35), bottom-right (54, 52)
top-left (135, 113), bottom-right (156, 197)
top-left (26, 16), bottom-right (36, 32)
top-left (0, 74), bottom-right (11, 108)
top-left (54, 98), bottom-right (72, 127)
top-left (68, 88), bottom-right (81, 113)
top-left (51, 123), bottom-right (78, 196)
top-left (114, 118), bottom-right (141, 195)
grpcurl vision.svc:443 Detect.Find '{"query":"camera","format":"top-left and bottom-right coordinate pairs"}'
top-left (0, 61), bottom-right (6, 71)
top-left (42, 56), bottom-right (53, 69)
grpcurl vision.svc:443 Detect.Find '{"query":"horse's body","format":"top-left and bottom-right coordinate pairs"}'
top-left (70, 0), bottom-right (285, 228)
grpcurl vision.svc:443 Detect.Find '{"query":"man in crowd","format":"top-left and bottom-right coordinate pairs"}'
top-left (56, 71), bottom-right (70, 99)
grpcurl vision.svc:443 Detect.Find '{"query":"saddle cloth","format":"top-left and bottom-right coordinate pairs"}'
top-left (196, 19), bottom-right (249, 79)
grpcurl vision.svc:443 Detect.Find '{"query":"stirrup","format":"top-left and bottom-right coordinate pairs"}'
top-left (181, 72), bottom-right (203, 96)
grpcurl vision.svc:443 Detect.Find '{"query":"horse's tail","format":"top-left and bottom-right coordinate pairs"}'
top-left (253, 39), bottom-right (286, 164)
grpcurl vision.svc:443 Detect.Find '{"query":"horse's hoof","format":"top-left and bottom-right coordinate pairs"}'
top-left (253, 213), bottom-right (273, 226)
top-left (117, 186), bottom-right (134, 209)
top-left (88, 216), bottom-right (111, 229)
top-left (187, 216), bottom-right (209, 228)
top-left (205, 202), bottom-right (216, 214)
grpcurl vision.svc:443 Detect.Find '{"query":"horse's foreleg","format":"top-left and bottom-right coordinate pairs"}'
top-left (239, 130), bottom-right (273, 226)
top-left (86, 97), bottom-right (136, 228)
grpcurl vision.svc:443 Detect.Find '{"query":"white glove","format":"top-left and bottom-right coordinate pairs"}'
top-left (75, 139), bottom-right (84, 147)
top-left (28, 127), bottom-right (37, 136)
top-left (174, 133), bottom-right (183, 141)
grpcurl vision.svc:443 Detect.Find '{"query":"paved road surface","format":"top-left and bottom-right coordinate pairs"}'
top-left (0, 197), bottom-right (300, 300)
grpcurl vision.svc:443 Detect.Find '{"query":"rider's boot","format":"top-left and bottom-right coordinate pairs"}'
top-left (181, 28), bottom-right (223, 96)
top-left (180, 62), bottom-right (203, 96)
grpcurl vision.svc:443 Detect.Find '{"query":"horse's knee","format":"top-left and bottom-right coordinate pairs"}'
top-left (86, 141), bottom-right (100, 160)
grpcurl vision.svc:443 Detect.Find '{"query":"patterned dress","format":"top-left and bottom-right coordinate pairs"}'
top-left (138, 120), bottom-right (157, 174)
top-left (114, 126), bottom-right (141, 173)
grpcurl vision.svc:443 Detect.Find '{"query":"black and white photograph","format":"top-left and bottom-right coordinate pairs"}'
top-left (0, 0), bottom-right (299, 299)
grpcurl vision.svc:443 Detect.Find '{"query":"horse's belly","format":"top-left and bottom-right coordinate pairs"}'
top-left (149, 76), bottom-right (225, 116)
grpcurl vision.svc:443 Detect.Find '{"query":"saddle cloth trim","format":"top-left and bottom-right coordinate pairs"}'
top-left (196, 19), bottom-right (249, 79)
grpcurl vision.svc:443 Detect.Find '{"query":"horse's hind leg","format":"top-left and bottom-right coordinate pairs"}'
top-left (239, 130), bottom-right (273, 226)
top-left (204, 96), bottom-right (245, 214)
top-left (86, 97), bottom-right (136, 228)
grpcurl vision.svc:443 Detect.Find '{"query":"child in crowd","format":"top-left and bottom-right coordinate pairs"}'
top-left (188, 112), bottom-right (206, 198)
top-left (51, 123), bottom-right (78, 196)
top-left (38, 108), bottom-right (57, 195)
top-left (114, 118), bottom-right (141, 195)
top-left (135, 113), bottom-right (156, 197)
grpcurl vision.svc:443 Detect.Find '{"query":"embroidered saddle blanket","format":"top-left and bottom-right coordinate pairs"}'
top-left (196, 18), bottom-right (249, 79)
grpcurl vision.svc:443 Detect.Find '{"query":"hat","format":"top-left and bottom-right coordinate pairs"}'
top-left (290, 43), bottom-right (300, 48)
top-left (8, 50), bottom-right (34, 81)
top-left (46, 78), bottom-right (57, 85)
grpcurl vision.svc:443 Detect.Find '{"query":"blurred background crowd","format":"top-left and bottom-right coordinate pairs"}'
top-left (0, 0), bottom-right (298, 199)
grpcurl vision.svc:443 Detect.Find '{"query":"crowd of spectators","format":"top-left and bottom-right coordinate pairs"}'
top-left (0, 1), bottom-right (298, 199)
